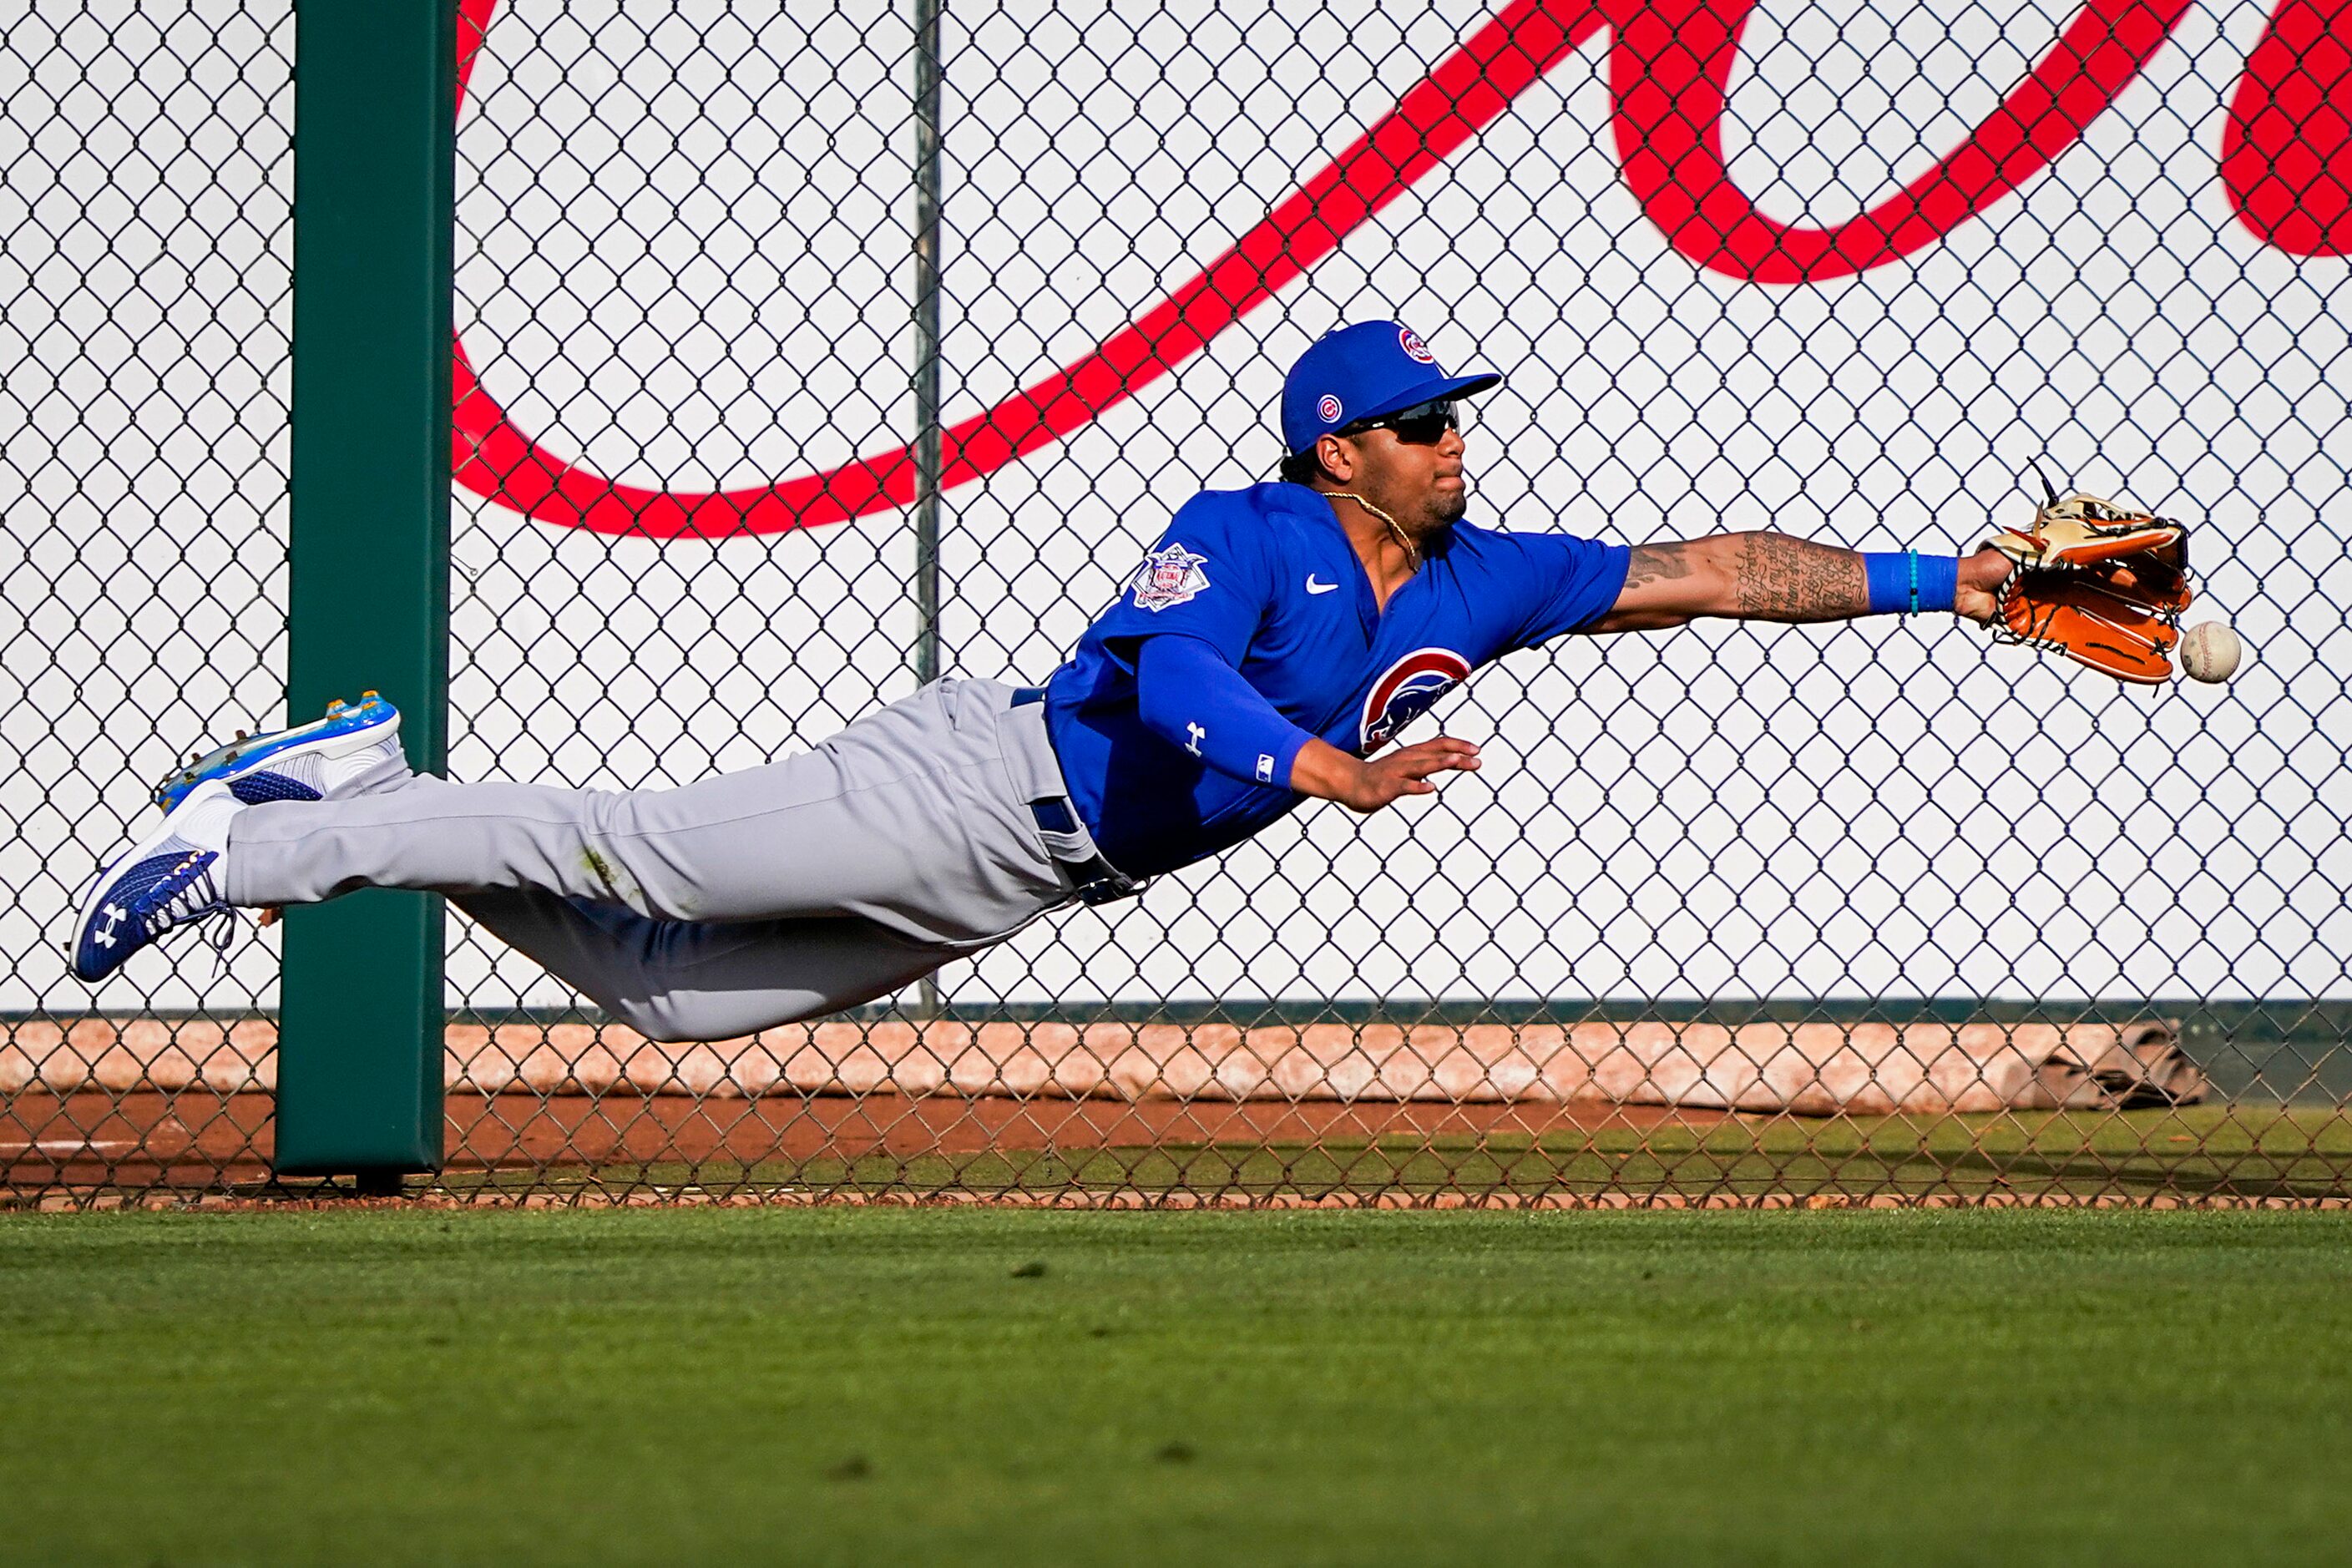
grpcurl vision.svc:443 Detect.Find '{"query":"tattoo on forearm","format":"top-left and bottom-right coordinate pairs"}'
top-left (1622, 543), bottom-right (1697, 589)
top-left (1732, 533), bottom-right (1868, 622)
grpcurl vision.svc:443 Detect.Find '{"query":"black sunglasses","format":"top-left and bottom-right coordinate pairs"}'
top-left (1338, 396), bottom-right (1461, 445)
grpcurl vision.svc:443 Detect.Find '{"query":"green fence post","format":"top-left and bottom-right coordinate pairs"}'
top-left (275, 0), bottom-right (457, 1186)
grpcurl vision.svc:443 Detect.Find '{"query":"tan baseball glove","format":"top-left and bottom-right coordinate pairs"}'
top-left (1986, 481), bottom-right (2192, 684)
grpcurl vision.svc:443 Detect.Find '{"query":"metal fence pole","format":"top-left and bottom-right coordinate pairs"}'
top-left (275, 0), bottom-right (457, 1186)
top-left (912, 0), bottom-right (946, 1017)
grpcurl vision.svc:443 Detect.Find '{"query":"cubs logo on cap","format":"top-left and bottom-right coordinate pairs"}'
top-left (1280, 319), bottom-right (1503, 457)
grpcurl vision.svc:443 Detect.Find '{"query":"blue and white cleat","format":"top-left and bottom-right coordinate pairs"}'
top-left (71, 779), bottom-right (245, 984)
top-left (153, 692), bottom-right (402, 814)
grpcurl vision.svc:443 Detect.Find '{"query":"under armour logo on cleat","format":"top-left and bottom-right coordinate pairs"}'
top-left (1305, 575), bottom-right (1338, 594)
top-left (94, 903), bottom-right (124, 948)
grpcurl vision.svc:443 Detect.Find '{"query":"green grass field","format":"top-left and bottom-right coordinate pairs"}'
top-left (543, 1105), bottom-right (2352, 1202)
top-left (3, 1209), bottom-right (2347, 1566)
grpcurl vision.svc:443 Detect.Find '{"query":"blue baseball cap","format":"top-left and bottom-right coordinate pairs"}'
top-left (1280, 320), bottom-right (1503, 455)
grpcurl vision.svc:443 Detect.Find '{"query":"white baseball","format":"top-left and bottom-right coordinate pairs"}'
top-left (2179, 620), bottom-right (2243, 684)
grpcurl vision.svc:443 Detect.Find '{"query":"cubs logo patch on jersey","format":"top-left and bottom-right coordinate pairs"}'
top-left (1360, 646), bottom-right (1472, 751)
top-left (1130, 543), bottom-right (1211, 613)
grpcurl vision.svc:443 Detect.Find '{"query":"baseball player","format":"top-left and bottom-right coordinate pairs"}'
top-left (71, 321), bottom-right (2189, 1038)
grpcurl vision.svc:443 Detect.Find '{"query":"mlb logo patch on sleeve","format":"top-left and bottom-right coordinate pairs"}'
top-left (1130, 543), bottom-right (1211, 612)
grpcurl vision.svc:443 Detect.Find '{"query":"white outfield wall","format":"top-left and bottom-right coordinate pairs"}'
top-left (6, 0), bottom-right (2349, 1018)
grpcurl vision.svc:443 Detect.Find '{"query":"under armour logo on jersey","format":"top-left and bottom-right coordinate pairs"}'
top-left (1130, 543), bottom-right (1210, 613)
top-left (1305, 575), bottom-right (1338, 594)
top-left (1184, 721), bottom-right (1205, 756)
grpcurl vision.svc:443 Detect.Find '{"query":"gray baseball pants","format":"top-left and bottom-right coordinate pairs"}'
top-left (220, 678), bottom-right (1105, 1040)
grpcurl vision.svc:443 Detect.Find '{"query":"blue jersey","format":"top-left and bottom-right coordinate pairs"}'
top-left (1041, 482), bottom-right (1631, 878)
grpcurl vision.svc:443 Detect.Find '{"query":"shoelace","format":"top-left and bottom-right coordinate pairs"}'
top-left (139, 852), bottom-right (244, 978)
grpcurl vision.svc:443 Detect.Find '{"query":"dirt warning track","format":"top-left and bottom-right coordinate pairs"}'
top-left (3, 1089), bottom-right (1712, 1193)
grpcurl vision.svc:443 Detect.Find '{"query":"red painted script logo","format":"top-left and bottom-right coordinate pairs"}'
top-left (453, 0), bottom-right (2352, 539)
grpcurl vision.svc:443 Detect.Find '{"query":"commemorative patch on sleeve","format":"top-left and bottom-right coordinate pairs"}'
top-left (1130, 543), bottom-right (1211, 612)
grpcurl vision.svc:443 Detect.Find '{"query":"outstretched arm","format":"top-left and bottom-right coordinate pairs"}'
top-left (1131, 634), bottom-right (1479, 814)
top-left (1581, 533), bottom-right (2010, 633)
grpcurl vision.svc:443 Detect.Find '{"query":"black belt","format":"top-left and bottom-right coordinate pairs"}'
top-left (1010, 685), bottom-right (1141, 906)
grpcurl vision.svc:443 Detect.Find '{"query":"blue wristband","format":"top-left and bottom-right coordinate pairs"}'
top-left (1913, 552), bottom-right (1958, 614)
top-left (1864, 551), bottom-right (1959, 615)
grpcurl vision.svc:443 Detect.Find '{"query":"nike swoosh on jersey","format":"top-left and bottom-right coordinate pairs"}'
top-left (1305, 576), bottom-right (1338, 594)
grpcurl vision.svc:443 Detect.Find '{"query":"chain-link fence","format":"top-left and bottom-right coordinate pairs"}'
top-left (9, 0), bottom-right (2352, 1204)
top-left (3, 0), bottom-right (291, 1192)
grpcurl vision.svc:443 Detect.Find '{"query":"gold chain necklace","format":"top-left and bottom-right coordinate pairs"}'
top-left (1324, 491), bottom-right (1419, 567)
